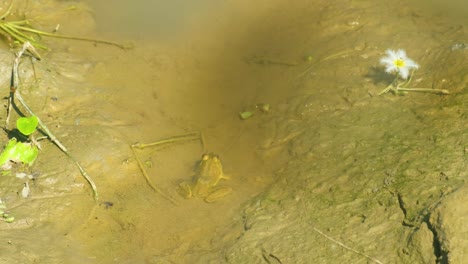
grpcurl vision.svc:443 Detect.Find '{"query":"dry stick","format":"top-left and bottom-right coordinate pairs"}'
top-left (12, 42), bottom-right (98, 200)
top-left (131, 132), bottom-right (201, 205)
top-left (313, 227), bottom-right (384, 264)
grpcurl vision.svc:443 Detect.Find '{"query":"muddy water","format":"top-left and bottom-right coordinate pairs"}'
top-left (0, 0), bottom-right (466, 263)
top-left (72, 1), bottom-right (305, 261)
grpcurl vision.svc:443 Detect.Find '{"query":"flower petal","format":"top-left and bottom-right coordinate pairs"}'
top-left (399, 67), bottom-right (410, 79)
top-left (385, 65), bottom-right (397, 73)
top-left (395, 49), bottom-right (407, 59)
top-left (405, 58), bottom-right (419, 69)
top-left (385, 49), bottom-right (397, 59)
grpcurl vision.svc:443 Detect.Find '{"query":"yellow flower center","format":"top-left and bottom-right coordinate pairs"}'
top-left (394, 58), bottom-right (405, 68)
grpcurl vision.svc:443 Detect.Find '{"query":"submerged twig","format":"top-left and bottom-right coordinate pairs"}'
top-left (10, 42), bottom-right (98, 200)
top-left (132, 132), bottom-right (200, 149)
top-left (0, 0), bottom-right (14, 20)
top-left (10, 21), bottom-right (131, 49)
top-left (393, 87), bottom-right (449, 94)
top-left (313, 227), bottom-right (384, 264)
top-left (130, 147), bottom-right (179, 206)
top-left (131, 132), bottom-right (201, 205)
top-left (298, 49), bottom-right (356, 78)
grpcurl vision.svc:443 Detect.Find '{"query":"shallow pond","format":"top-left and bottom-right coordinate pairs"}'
top-left (0, 0), bottom-right (466, 263)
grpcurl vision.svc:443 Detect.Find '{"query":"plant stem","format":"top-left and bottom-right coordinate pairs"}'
top-left (0, 0), bottom-right (14, 20)
top-left (12, 23), bottom-right (131, 49)
top-left (379, 71), bottom-right (449, 95)
top-left (130, 132), bottom-right (201, 205)
top-left (12, 42), bottom-right (98, 200)
top-left (378, 75), bottom-right (399, 95)
top-left (132, 132), bottom-right (200, 149)
top-left (0, 1), bottom-right (130, 50)
top-left (397, 87), bottom-right (450, 94)
top-left (130, 147), bottom-right (179, 205)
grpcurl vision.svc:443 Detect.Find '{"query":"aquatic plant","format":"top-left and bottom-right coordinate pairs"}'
top-left (0, 116), bottom-right (39, 170)
top-left (380, 49), bottom-right (419, 80)
top-left (0, 0), bottom-right (129, 54)
top-left (5, 42), bottom-right (98, 200)
top-left (0, 115), bottom-right (39, 224)
top-left (239, 103), bottom-right (271, 120)
top-left (378, 49), bottom-right (449, 95)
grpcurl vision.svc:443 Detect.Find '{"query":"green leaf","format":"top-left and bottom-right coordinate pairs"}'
top-left (0, 138), bottom-right (39, 168)
top-left (17, 116), bottom-right (39, 136)
top-left (239, 111), bottom-right (254, 120)
top-left (15, 141), bottom-right (39, 164)
top-left (0, 138), bottom-right (19, 167)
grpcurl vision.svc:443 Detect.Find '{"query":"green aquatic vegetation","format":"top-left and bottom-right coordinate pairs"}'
top-left (0, 138), bottom-right (38, 169)
top-left (239, 111), bottom-right (254, 120)
top-left (0, 116), bottom-right (39, 169)
top-left (0, 122), bottom-right (37, 223)
top-left (6, 42), bottom-right (98, 200)
top-left (16, 115), bottom-right (38, 136)
top-left (239, 103), bottom-right (271, 120)
top-left (0, 0), bottom-right (129, 53)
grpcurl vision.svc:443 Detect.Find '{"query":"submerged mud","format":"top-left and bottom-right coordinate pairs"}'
top-left (0, 0), bottom-right (466, 263)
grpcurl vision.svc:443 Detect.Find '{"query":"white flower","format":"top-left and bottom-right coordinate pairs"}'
top-left (380, 49), bottom-right (419, 79)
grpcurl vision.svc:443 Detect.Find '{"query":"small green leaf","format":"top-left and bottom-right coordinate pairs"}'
top-left (239, 111), bottom-right (254, 120)
top-left (15, 141), bottom-right (39, 164)
top-left (0, 138), bottom-right (39, 168)
top-left (0, 138), bottom-right (18, 167)
top-left (17, 116), bottom-right (39, 136)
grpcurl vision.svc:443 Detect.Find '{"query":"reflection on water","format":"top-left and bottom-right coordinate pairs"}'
top-left (409, 0), bottom-right (468, 23)
top-left (87, 0), bottom-right (223, 39)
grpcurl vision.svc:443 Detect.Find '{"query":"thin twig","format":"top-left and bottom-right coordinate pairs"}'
top-left (313, 227), bottom-right (384, 264)
top-left (130, 147), bottom-right (179, 206)
top-left (13, 23), bottom-right (131, 49)
top-left (132, 132), bottom-right (200, 149)
top-left (11, 42), bottom-right (98, 200)
top-left (130, 132), bottom-right (201, 205)
top-left (298, 49), bottom-right (355, 78)
top-left (0, 0), bottom-right (14, 20)
top-left (396, 87), bottom-right (449, 94)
